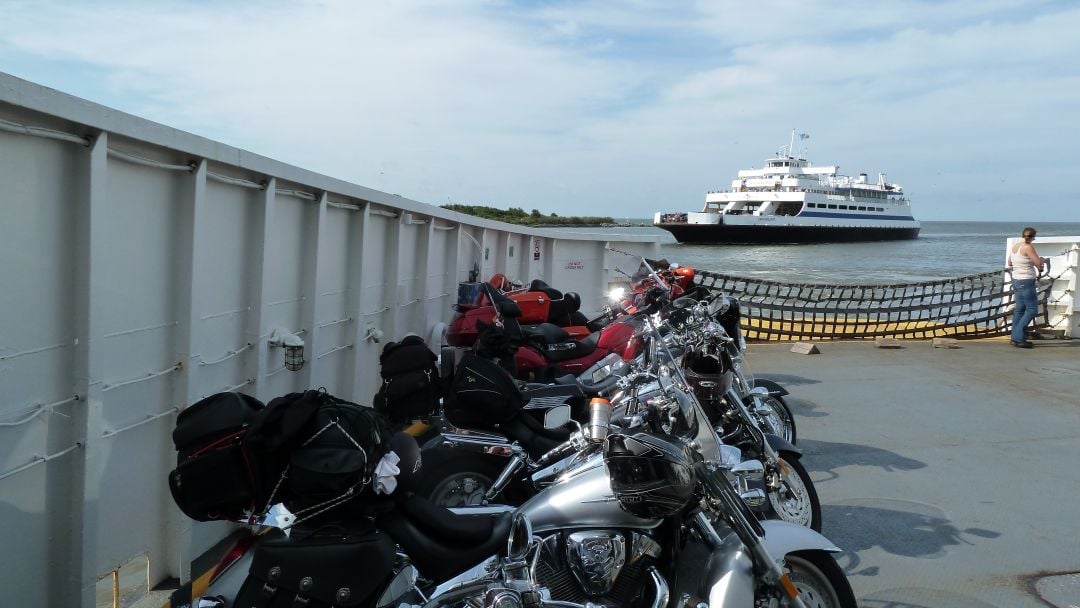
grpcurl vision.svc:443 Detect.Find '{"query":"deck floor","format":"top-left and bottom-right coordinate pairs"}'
top-left (747, 337), bottom-right (1080, 607)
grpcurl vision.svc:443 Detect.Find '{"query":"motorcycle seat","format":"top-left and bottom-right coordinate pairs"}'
top-left (521, 322), bottom-right (571, 345)
top-left (539, 331), bottom-right (600, 363)
top-left (377, 494), bottom-right (513, 583)
top-left (498, 411), bottom-right (569, 459)
top-left (528, 279), bottom-right (563, 301)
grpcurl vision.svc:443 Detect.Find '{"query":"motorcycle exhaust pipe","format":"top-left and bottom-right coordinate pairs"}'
top-left (647, 566), bottom-right (670, 608)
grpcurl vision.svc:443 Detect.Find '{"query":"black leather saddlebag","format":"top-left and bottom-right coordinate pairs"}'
top-left (234, 525), bottom-right (397, 607)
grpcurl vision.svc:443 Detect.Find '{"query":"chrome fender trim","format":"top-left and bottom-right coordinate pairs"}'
top-left (752, 378), bottom-right (789, 396)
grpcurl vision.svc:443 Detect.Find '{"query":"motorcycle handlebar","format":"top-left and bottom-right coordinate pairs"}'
top-left (574, 369), bottom-right (624, 395)
top-left (536, 431), bottom-right (585, 466)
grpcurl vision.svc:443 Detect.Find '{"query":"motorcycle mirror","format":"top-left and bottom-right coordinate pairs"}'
top-left (707, 295), bottom-right (727, 317)
top-left (589, 353), bottom-right (625, 383)
top-left (507, 513), bottom-right (534, 561)
top-left (375, 564), bottom-right (418, 608)
top-left (543, 405), bottom-right (571, 429)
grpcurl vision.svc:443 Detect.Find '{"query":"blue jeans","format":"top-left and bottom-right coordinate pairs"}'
top-left (1011, 279), bottom-right (1037, 342)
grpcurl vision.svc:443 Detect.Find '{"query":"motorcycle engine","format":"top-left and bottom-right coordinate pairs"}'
top-left (532, 531), bottom-right (661, 607)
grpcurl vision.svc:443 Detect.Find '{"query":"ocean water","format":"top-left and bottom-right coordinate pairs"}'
top-left (560, 221), bottom-right (1080, 284)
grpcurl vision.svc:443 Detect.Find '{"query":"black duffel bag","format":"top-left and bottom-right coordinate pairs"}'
top-left (246, 389), bottom-right (393, 522)
top-left (168, 392), bottom-right (276, 522)
top-left (373, 335), bottom-right (442, 425)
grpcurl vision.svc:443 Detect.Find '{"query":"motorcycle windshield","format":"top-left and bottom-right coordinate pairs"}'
top-left (652, 328), bottom-right (726, 465)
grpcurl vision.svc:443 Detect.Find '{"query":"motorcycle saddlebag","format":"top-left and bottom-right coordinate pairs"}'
top-left (168, 392), bottom-right (270, 522)
top-left (444, 353), bottom-right (525, 430)
top-left (234, 524), bottom-right (396, 607)
top-left (373, 335), bottom-right (442, 424)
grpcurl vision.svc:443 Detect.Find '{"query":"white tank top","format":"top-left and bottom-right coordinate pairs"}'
top-left (1011, 247), bottom-right (1036, 279)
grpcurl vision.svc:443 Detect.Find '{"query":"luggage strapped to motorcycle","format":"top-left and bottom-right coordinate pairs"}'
top-left (251, 389), bottom-right (393, 529)
top-left (167, 391), bottom-right (273, 523)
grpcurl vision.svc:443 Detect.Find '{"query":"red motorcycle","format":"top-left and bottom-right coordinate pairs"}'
top-left (446, 276), bottom-right (593, 348)
top-left (477, 283), bottom-right (647, 381)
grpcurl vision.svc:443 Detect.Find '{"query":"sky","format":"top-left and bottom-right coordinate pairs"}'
top-left (1, 0), bottom-right (1078, 222)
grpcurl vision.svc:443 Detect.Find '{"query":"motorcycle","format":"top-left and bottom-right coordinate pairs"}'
top-left (475, 281), bottom-right (645, 381)
top-left (708, 292), bottom-right (796, 444)
top-left (657, 294), bottom-right (820, 531)
top-left (447, 276), bottom-right (595, 347)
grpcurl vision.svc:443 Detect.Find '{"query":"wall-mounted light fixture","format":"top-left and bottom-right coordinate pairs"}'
top-left (268, 328), bottom-right (305, 371)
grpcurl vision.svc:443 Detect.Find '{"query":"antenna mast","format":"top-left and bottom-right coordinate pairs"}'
top-left (788, 129), bottom-right (796, 158)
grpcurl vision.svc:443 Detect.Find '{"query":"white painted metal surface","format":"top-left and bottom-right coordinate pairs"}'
top-left (0, 72), bottom-right (658, 607)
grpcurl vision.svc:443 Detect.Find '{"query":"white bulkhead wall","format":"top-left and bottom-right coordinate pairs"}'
top-left (0, 72), bottom-right (659, 607)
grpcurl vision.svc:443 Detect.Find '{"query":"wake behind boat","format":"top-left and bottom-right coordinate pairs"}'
top-left (654, 131), bottom-right (920, 243)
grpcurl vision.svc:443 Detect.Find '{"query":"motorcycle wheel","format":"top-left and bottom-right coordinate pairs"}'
top-left (783, 551), bottom-right (858, 608)
top-left (414, 451), bottom-right (508, 507)
top-left (767, 453), bottom-right (822, 531)
top-left (757, 395), bottom-right (796, 445)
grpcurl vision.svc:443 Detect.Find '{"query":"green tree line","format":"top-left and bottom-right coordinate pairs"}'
top-left (442, 204), bottom-right (614, 226)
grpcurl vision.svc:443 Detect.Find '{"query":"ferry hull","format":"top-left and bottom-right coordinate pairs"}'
top-left (655, 222), bottom-right (920, 244)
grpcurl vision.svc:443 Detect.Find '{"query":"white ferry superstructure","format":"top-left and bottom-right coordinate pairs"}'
top-left (654, 132), bottom-right (920, 243)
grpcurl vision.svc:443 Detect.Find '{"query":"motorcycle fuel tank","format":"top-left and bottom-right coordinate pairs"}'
top-left (519, 456), bottom-right (662, 533)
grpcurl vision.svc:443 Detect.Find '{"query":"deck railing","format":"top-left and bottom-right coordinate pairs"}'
top-left (696, 239), bottom-right (1078, 341)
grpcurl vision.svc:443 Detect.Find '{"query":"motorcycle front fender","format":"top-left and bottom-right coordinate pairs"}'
top-left (702, 522), bottom-right (841, 608)
top-left (760, 519), bottom-right (841, 556)
top-left (752, 378), bottom-right (789, 396)
top-left (765, 433), bottom-right (800, 458)
top-left (701, 531), bottom-right (755, 607)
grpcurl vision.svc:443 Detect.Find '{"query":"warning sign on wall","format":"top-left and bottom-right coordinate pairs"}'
top-left (533, 239), bottom-right (541, 261)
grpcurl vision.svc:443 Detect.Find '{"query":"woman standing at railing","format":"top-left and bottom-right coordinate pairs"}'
top-left (1007, 227), bottom-right (1046, 348)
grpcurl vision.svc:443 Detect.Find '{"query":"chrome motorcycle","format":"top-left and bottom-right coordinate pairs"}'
top-left (666, 295), bottom-right (820, 531)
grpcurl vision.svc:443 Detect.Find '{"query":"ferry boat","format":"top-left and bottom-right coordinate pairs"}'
top-left (654, 132), bottom-right (920, 243)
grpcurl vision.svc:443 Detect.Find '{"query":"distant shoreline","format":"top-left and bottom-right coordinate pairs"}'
top-left (535, 221), bottom-right (652, 228)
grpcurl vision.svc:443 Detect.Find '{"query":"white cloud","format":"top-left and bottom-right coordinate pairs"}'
top-left (1, 0), bottom-right (1079, 221)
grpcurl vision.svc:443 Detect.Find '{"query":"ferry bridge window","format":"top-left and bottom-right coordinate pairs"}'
top-left (827, 204), bottom-right (837, 209)
top-left (858, 206), bottom-right (867, 211)
top-left (839, 205), bottom-right (849, 210)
